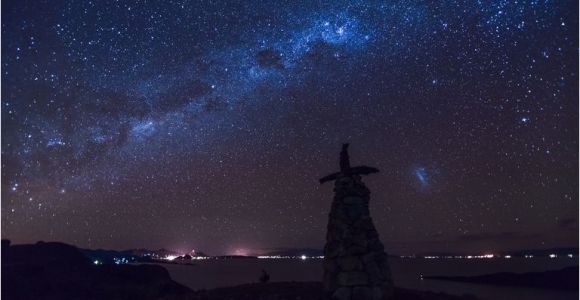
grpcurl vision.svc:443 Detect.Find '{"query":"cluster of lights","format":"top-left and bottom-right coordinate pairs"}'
top-left (161, 255), bottom-right (211, 261)
top-left (190, 256), bottom-right (211, 260)
top-left (256, 255), bottom-right (324, 260)
top-left (413, 253), bottom-right (575, 259)
top-left (422, 254), bottom-right (495, 259)
top-left (153, 253), bottom-right (576, 262)
top-left (113, 257), bottom-right (129, 265)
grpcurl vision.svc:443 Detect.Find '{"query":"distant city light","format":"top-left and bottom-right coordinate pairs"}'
top-left (423, 254), bottom-right (494, 259)
top-left (258, 255), bottom-right (282, 259)
top-left (257, 255), bottom-right (323, 260)
top-left (164, 255), bottom-right (178, 261)
top-left (504, 255), bottom-right (511, 259)
top-left (549, 254), bottom-right (557, 258)
top-left (567, 254), bottom-right (574, 258)
top-left (93, 260), bottom-right (101, 265)
top-left (113, 257), bottom-right (129, 265)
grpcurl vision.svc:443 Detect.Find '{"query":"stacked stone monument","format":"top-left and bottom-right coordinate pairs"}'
top-left (320, 144), bottom-right (394, 300)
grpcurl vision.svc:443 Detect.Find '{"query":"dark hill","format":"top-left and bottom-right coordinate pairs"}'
top-left (2, 240), bottom-right (193, 300)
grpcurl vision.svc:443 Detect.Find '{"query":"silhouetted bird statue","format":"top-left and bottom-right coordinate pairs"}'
top-left (259, 269), bottom-right (270, 283)
top-left (319, 143), bottom-right (379, 184)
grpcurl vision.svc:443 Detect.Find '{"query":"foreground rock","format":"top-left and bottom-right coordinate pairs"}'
top-left (320, 144), bottom-right (393, 300)
top-left (2, 240), bottom-right (193, 300)
top-left (425, 266), bottom-right (579, 290)
top-left (190, 282), bottom-right (478, 300)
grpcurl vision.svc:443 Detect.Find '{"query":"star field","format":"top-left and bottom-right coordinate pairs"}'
top-left (2, 0), bottom-right (578, 255)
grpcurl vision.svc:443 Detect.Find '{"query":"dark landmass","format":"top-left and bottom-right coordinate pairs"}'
top-left (258, 246), bottom-right (580, 259)
top-left (2, 240), bottom-right (192, 300)
top-left (82, 247), bottom-right (209, 265)
top-left (415, 247), bottom-right (578, 258)
top-left (126, 248), bottom-right (208, 258)
top-left (81, 248), bottom-right (141, 264)
top-left (425, 266), bottom-right (579, 290)
top-left (2, 240), bottom-right (479, 300)
top-left (259, 248), bottom-right (324, 257)
top-left (190, 282), bottom-right (478, 300)
top-left (260, 248), bottom-right (405, 258)
top-left (125, 247), bottom-right (181, 257)
top-left (64, 243), bottom-right (580, 263)
top-left (213, 255), bottom-right (258, 259)
top-left (506, 247), bottom-right (578, 257)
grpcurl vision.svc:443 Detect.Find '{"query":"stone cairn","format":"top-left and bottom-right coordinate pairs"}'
top-left (319, 144), bottom-right (394, 300)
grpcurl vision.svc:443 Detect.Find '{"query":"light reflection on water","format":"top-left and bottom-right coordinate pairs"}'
top-left (160, 258), bottom-right (578, 300)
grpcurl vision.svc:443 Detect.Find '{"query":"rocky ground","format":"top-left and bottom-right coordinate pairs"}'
top-left (190, 282), bottom-right (479, 300)
top-left (425, 266), bottom-right (579, 290)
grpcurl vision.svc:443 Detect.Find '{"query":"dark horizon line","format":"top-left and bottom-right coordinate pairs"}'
top-left (3, 238), bottom-right (578, 257)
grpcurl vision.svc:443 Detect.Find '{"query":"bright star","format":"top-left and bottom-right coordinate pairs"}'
top-left (414, 167), bottom-right (428, 187)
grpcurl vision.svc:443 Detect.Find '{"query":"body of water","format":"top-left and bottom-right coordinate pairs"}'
top-left (161, 257), bottom-right (578, 300)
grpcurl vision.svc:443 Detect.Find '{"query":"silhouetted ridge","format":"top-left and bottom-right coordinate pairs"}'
top-left (2, 241), bottom-right (193, 300)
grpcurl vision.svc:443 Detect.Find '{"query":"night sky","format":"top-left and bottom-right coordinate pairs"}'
top-left (2, 0), bottom-right (578, 256)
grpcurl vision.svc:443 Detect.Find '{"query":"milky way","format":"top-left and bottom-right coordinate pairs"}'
top-left (2, 0), bottom-right (578, 255)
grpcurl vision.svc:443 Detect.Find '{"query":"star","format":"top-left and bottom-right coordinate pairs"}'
top-left (414, 167), bottom-right (428, 188)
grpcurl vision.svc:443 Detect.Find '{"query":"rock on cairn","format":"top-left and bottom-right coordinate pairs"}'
top-left (319, 144), bottom-right (394, 300)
